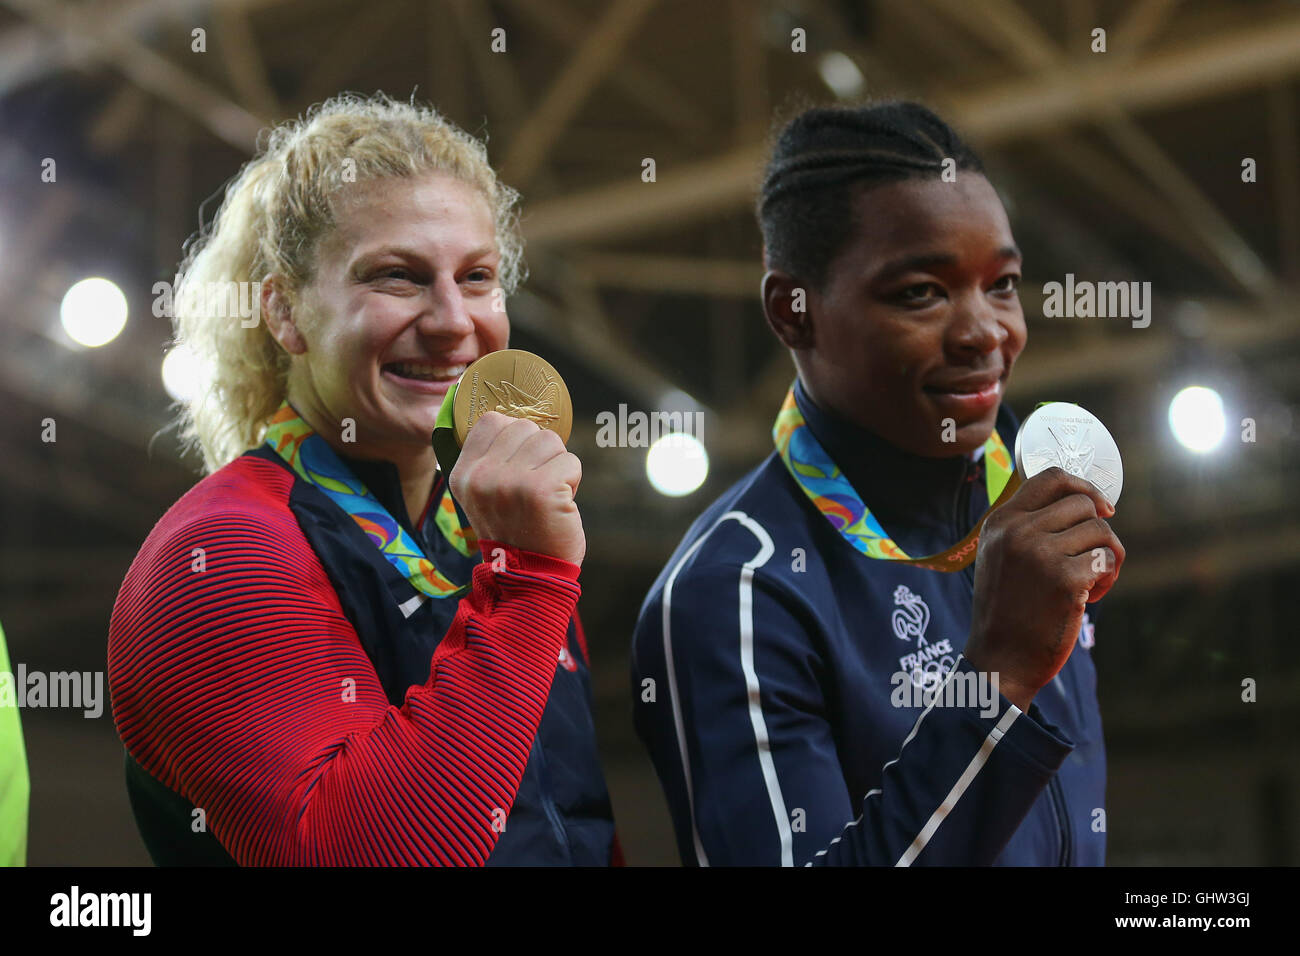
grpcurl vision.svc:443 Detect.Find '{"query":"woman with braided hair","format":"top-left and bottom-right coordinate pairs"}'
top-left (632, 101), bottom-right (1123, 866)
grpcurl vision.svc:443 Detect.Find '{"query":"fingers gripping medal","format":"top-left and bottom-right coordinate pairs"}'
top-left (431, 349), bottom-right (573, 474)
top-left (1014, 402), bottom-right (1123, 507)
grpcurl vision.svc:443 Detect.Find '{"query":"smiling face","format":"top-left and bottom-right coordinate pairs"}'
top-left (768, 173), bottom-right (1026, 458)
top-left (272, 172), bottom-right (509, 455)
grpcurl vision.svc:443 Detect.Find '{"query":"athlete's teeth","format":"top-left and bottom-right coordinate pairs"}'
top-left (390, 363), bottom-right (466, 380)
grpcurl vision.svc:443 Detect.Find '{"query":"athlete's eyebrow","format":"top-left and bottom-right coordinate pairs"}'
top-left (355, 244), bottom-right (419, 261)
top-left (350, 244), bottom-right (499, 269)
top-left (873, 245), bottom-right (1022, 281)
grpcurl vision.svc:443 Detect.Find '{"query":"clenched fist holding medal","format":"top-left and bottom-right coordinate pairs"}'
top-left (966, 402), bottom-right (1126, 711)
top-left (432, 349), bottom-right (585, 566)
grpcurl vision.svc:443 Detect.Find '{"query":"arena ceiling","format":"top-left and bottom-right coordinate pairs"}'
top-left (1, 0), bottom-right (1298, 636)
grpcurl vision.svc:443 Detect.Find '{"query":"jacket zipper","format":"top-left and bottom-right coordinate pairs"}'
top-left (1047, 775), bottom-right (1073, 866)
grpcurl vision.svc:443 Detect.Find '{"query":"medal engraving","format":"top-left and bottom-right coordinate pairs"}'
top-left (452, 349), bottom-right (573, 446)
top-left (1015, 402), bottom-right (1123, 506)
top-left (484, 376), bottom-right (561, 427)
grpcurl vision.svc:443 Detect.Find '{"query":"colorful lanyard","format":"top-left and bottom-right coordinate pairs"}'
top-left (772, 385), bottom-right (1021, 573)
top-left (263, 401), bottom-right (477, 598)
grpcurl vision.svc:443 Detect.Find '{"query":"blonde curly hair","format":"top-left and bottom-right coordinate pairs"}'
top-left (169, 91), bottom-right (524, 474)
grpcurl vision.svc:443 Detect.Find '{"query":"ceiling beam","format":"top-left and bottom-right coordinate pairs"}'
top-left (524, 143), bottom-right (766, 242)
top-left (523, 12), bottom-right (1300, 244)
top-left (1095, 107), bottom-right (1277, 299)
top-left (0, 0), bottom-right (299, 98)
top-left (514, 247), bottom-right (691, 410)
top-left (925, 0), bottom-right (1277, 301)
top-left (949, 11), bottom-right (1300, 140)
top-left (212, 0), bottom-right (282, 119)
top-left (500, 0), bottom-right (658, 188)
top-left (1268, 81), bottom-right (1300, 285)
top-left (498, 0), bottom-right (708, 136)
top-left (297, 0), bottom-right (406, 100)
top-left (447, 0), bottom-right (529, 134)
top-left (566, 253), bottom-right (762, 298)
top-left (0, 0), bottom-right (266, 152)
top-left (1113, 0), bottom-right (1185, 53)
top-left (730, 0), bottom-right (765, 144)
top-left (509, 289), bottom-right (670, 411)
top-left (86, 85), bottom-right (152, 155)
top-left (923, 0), bottom-right (1058, 72)
top-left (946, 0), bottom-right (1279, 303)
top-left (444, 0), bottom-right (566, 202)
top-left (0, 190), bottom-right (78, 294)
top-left (427, 0), bottom-right (468, 124)
top-left (0, 0), bottom-right (206, 95)
top-left (1005, 300), bottom-right (1298, 396)
top-left (1036, 134), bottom-right (1239, 285)
top-left (884, 0), bottom-right (988, 75)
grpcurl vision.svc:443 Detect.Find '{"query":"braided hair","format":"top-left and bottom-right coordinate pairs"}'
top-left (757, 101), bottom-right (986, 290)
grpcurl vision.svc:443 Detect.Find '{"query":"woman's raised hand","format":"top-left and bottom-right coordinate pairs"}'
top-left (964, 467), bottom-right (1125, 711)
top-left (448, 411), bottom-right (586, 566)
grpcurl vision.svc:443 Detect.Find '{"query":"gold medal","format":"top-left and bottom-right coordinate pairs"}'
top-left (451, 349), bottom-right (573, 446)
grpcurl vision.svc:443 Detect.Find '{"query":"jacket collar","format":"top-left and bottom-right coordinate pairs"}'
top-left (792, 377), bottom-right (983, 537)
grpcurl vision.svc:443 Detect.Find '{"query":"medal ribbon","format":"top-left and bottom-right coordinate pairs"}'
top-left (263, 400), bottom-right (476, 598)
top-left (772, 385), bottom-right (1021, 572)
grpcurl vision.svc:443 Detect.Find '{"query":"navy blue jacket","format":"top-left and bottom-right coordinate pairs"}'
top-left (631, 380), bottom-right (1106, 866)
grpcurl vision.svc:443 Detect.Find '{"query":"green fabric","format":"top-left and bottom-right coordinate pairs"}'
top-left (0, 621), bottom-right (29, 865)
top-left (431, 380), bottom-right (462, 476)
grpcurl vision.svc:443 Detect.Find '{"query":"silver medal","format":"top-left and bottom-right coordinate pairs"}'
top-left (1014, 402), bottom-right (1123, 506)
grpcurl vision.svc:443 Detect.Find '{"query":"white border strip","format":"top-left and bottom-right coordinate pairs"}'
top-left (662, 510), bottom-right (784, 866)
top-left (894, 705), bottom-right (1021, 866)
top-left (397, 592), bottom-right (427, 619)
top-left (809, 655), bottom-right (1018, 866)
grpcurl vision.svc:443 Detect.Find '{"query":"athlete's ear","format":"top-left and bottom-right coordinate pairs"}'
top-left (261, 273), bottom-right (308, 355)
top-left (762, 270), bottom-right (814, 350)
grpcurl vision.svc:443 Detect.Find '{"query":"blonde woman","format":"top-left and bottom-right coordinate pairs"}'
top-left (108, 93), bottom-right (619, 866)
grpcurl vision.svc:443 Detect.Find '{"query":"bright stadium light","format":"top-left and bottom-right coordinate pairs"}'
top-left (817, 51), bottom-right (866, 99)
top-left (60, 277), bottom-right (128, 347)
top-left (161, 344), bottom-right (204, 403)
top-left (646, 432), bottom-right (708, 497)
top-left (1168, 385), bottom-right (1226, 453)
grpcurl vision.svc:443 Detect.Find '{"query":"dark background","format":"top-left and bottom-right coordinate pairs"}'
top-left (1, 0), bottom-right (1298, 865)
